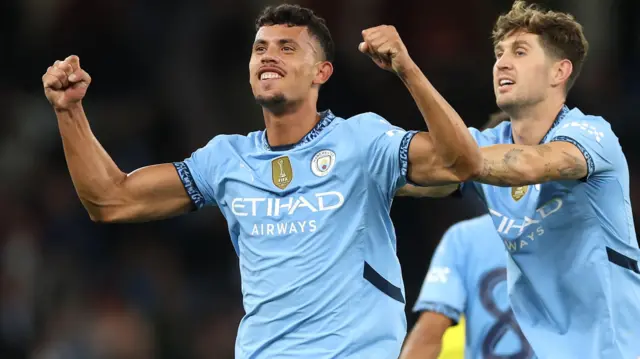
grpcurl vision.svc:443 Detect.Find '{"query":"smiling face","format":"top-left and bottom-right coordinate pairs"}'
top-left (249, 24), bottom-right (332, 113)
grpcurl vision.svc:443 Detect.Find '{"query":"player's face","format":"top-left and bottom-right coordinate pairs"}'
top-left (493, 31), bottom-right (556, 111)
top-left (249, 25), bottom-right (325, 111)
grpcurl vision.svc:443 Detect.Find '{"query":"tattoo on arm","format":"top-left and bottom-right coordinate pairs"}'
top-left (480, 157), bottom-right (511, 186)
top-left (480, 144), bottom-right (587, 186)
top-left (557, 151), bottom-right (587, 179)
top-left (536, 144), bottom-right (586, 180)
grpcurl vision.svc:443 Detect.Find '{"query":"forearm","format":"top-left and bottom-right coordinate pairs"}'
top-left (476, 143), bottom-right (587, 186)
top-left (399, 342), bottom-right (442, 359)
top-left (396, 184), bottom-right (459, 198)
top-left (56, 104), bottom-right (127, 215)
top-left (400, 311), bottom-right (450, 359)
top-left (400, 328), bottom-right (443, 359)
top-left (398, 63), bottom-right (481, 174)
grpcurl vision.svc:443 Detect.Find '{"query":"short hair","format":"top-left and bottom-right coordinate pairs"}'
top-left (492, 0), bottom-right (589, 92)
top-left (255, 4), bottom-right (335, 62)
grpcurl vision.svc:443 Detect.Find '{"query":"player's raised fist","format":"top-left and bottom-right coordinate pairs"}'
top-left (358, 25), bottom-right (413, 74)
top-left (42, 55), bottom-right (92, 110)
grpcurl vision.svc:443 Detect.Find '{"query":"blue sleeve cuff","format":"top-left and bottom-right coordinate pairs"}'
top-left (550, 135), bottom-right (595, 179)
top-left (414, 301), bottom-right (461, 325)
top-left (173, 161), bottom-right (206, 210)
top-left (399, 130), bottom-right (418, 178)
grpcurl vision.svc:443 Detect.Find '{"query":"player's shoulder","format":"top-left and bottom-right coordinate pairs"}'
top-left (557, 107), bottom-right (614, 134)
top-left (343, 111), bottom-right (402, 131)
top-left (200, 131), bottom-right (262, 151)
top-left (445, 214), bottom-right (496, 244)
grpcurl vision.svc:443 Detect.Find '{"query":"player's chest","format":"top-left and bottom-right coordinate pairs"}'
top-left (482, 183), bottom-right (573, 248)
top-left (218, 144), bottom-right (362, 205)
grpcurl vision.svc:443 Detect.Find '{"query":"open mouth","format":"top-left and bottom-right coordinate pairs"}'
top-left (260, 72), bottom-right (283, 80)
top-left (258, 67), bottom-right (285, 81)
top-left (498, 78), bottom-right (515, 88)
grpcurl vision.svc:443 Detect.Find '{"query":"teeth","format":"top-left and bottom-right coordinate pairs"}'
top-left (260, 72), bottom-right (282, 80)
top-left (500, 79), bottom-right (514, 86)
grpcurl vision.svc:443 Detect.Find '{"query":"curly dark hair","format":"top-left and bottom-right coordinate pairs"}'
top-left (255, 4), bottom-right (335, 62)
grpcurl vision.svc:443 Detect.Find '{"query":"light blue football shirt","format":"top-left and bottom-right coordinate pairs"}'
top-left (464, 106), bottom-right (640, 358)
top-left (414, 214), bottom-right (534, 359)
top-left (174, 110), bottom-right (416, 358)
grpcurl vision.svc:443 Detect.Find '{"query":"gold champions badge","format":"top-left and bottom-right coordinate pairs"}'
top-left (272, 156), bottom-right (293, 189)
top-left (511, 186), bottom-right (528, 201)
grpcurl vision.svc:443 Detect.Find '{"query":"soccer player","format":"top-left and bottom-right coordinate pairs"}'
top-left (42, 4), bottom-right (482, 358)
top-left (408, 1), bottom-right (640, 358)
top-left (398, 215), bottom-right (534, 359)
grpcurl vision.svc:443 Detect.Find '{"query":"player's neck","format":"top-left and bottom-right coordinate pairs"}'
top-left (263, 100), bottom-right (320, 148)
top-left (509, 97), bottom-right (566, 146)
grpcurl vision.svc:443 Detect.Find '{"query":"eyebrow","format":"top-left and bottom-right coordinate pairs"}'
top-left (494, 39), bottom-right (531, 52)
top-left (253, 38), bottom-right (299, 47)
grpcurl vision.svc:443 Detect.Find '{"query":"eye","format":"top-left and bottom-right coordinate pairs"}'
top-left (282, 46), bottom-right (294, 52)
top-left (515, 49), bottom-right (526, 56)
top-left (254, 46), bottom-right (266, 53)
top-left (495, 52), bottom-right (503, 59)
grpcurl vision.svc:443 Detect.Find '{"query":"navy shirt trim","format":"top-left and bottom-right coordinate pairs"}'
top-left (550, 135), bottom-right (595, 179)
top-left (263, 110), bottom-right (336, 151)
top-left (509, 105), bottom-right (570, 144)
top-left (400, 130), bottom-right (418, 178)
top-left (173, 162), bottom-right (206, 210)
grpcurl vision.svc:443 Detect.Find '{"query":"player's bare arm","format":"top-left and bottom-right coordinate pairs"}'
top-left (43, 55), bottom-right (192, 223)
top-left (399, 311), bottom-right (452, 359)
top-left (395, 184), bottom-right (459, 198)
top-left (359, 26), bottom-right (482, 186)
top-left (475, 141), bottom-right (588, 186)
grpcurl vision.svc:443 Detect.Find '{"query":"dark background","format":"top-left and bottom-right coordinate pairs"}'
top-left (1, 0), bottom-right (638, 358)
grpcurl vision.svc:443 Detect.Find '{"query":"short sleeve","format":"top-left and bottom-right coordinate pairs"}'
top-left (413, 224), bottom-right (468, 324)
top-left (173, 136), bottom-right (225, 209)
top-left (354, 112), bottom-right (417, 197)
top-left (550, 116), bottom-right (619, 179)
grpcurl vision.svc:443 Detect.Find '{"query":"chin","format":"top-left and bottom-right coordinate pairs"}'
top-left (496, 96), bottom-right (519, 111)
top-left (255, 93), bottom-right (289, 114)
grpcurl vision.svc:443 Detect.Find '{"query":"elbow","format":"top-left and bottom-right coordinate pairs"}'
top-left (80, 191), bottom-right (130, 224)
top-left (452, 156), bottom-right (483, 183)
top-left (85, 205), bottom-right (122, 224)
top-left (87, 209), bottom-right (120, 224)
top-left (451, 145), bottom-right (483, 182)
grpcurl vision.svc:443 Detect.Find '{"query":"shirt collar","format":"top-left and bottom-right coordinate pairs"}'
top-left (509, 105), bottom-right (570, 144)
top-left (263, 110), bottom-right (336, 151)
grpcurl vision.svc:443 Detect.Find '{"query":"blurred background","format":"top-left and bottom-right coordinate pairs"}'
top-left (0, 0), bottom-right (638, 358)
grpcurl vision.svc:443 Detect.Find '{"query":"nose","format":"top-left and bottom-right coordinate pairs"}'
top-left (495, 54), bottom-right (513, 71)
top-left (260, 45), bottom-right (281, 65)
top-left (261, 55), bottom-right (278, 65)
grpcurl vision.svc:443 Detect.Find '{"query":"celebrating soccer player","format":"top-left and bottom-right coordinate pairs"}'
top-left (42, 4), bottom-right (481, 358)
top-left (408, 1), bottom-right (640, 358)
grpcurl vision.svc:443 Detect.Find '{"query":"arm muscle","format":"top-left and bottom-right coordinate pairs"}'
top-left (57, 105), bottom-right (192, 223)
top-left (476, 141), bottom-right (587, 186)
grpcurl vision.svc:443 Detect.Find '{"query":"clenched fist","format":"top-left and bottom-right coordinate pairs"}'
top-left (358, 25), bottom-right (413, 74)
top-left (42, 55), bottom-right (91, 110)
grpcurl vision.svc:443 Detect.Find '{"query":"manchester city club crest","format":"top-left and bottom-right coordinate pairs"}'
top-left (311, 150), bottom-right (336, 177)
top-left (511, 185), bottom-right (528, 201)
top-left (272, 156), bottom-right (293, 189)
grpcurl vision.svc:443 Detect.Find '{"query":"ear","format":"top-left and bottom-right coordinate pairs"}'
top-left (313, 61), bottom-right (333, 85)
top-left (550, 58), bottom-right (573, 88)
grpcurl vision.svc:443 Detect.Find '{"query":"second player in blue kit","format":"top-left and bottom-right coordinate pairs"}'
top-left (411, 2), bottom-right (640, 358)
